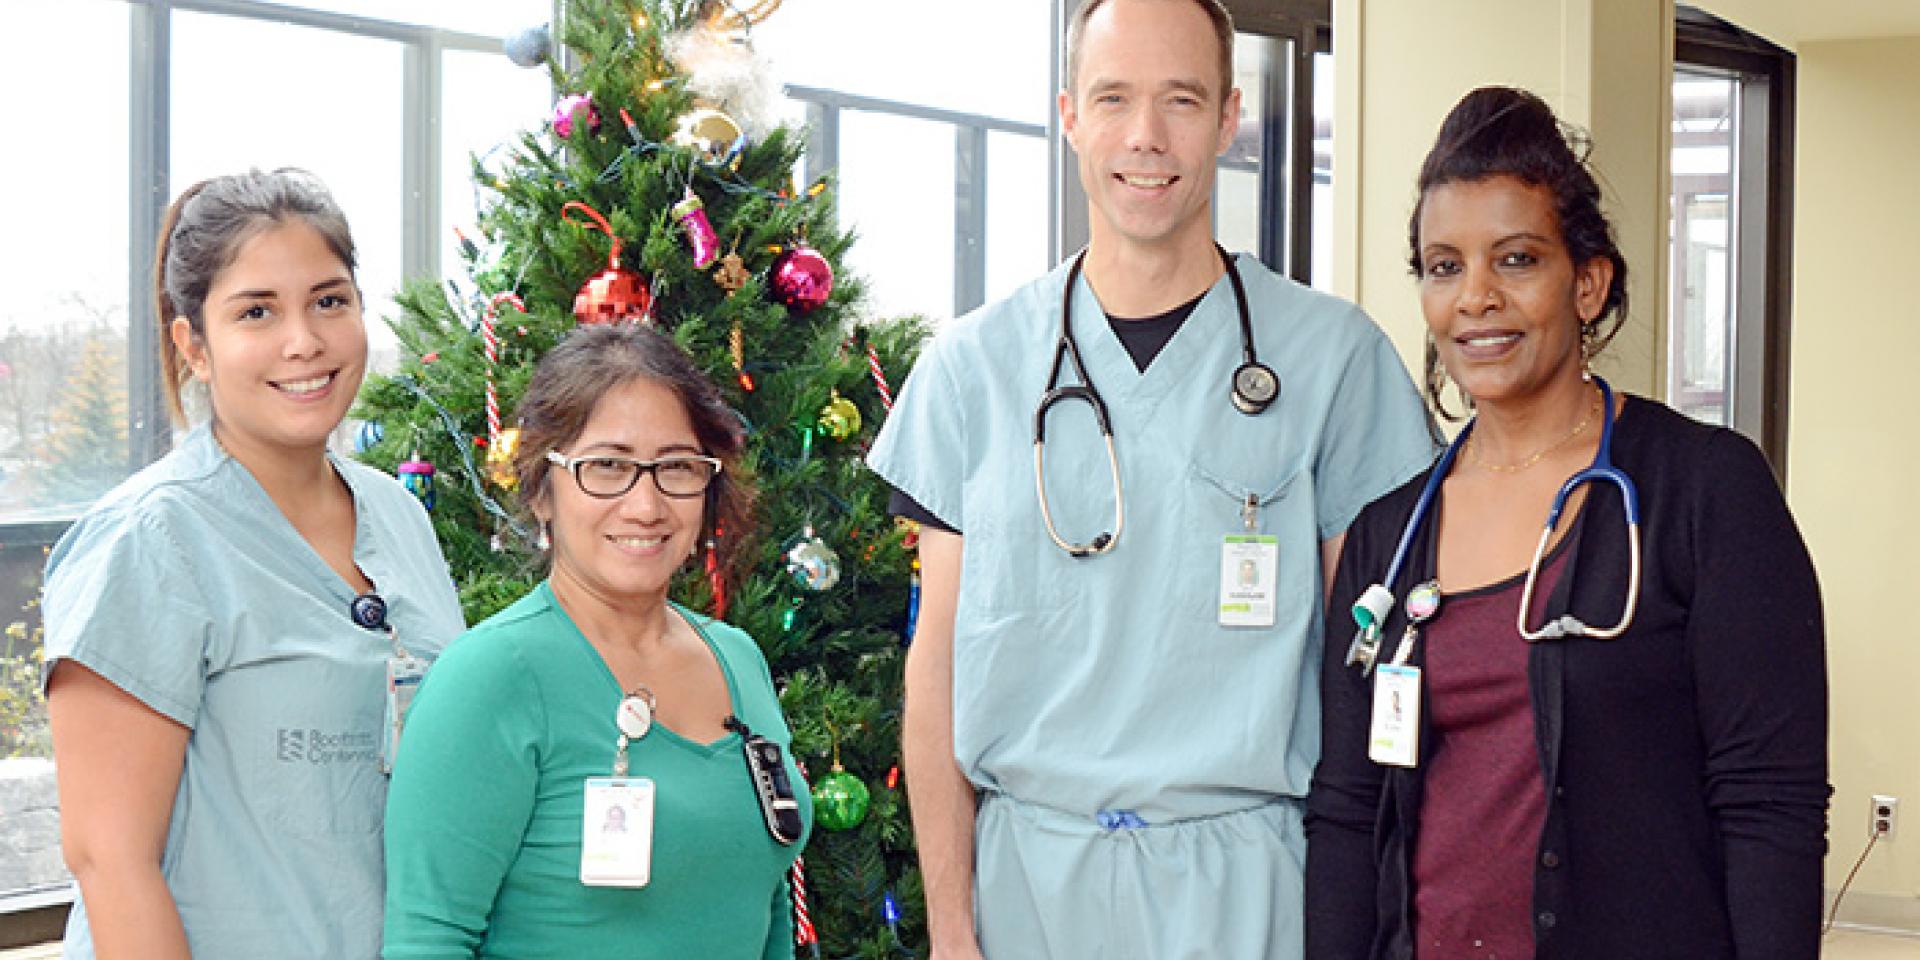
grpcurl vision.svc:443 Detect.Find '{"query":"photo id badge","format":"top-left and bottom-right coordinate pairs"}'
top-left (1218, 534), bottom-right (1280, 627)
top-left (581, 777), bottom-right (655, 888)
top-left (1368, 664), bottom-right (1421, 768)
top-left (382, 653), bottom-right (428, 774)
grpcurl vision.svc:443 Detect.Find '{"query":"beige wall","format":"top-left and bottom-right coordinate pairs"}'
top-left (1789, 34), bottom-right (1920, 922)
top-left (1335, 0), bottom-right (1920, 930)
top-left (1333, 0), bottom-right (1670, 398)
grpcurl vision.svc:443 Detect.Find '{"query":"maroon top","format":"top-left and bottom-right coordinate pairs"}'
top-left (1410, 549), bottom-right (1568, 959)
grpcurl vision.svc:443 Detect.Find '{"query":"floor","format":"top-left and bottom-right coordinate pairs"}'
top-left (1826, 927), bottom-right (1920, 959)
top-left (1, 929), bottom-right (1914, 958)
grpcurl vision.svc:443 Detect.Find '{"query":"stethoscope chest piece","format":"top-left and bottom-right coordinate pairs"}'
top-left (1231, 360), bottom-right (1280, 415)
top-left (1035, 244), bottom-right (1273, 557)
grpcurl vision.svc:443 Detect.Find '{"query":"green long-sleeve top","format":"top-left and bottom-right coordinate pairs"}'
top-left (383, 583), bottom-right (811, 959)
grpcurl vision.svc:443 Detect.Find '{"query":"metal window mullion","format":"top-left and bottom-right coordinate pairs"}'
top-left (1731, 73), bottom-right (1772, 448)
top-left (803, 100), bottom-right (839, 213)
top-left (785, 84), bottom-right (1044, 139)
top-left (402, 33), bottom-right (444, 287)
top-left (1255, 34), bottom-right (1289, 272)
top-left (1050, 0), bottom-right (1088, 265)
top-left (165, 0), bottom-right (497, 51)
top-left (129, 0), bottom-right (173, 471)
top-left (954, 124), bottom-right (988, 316)
top-left (1285, 22), bottom-right (1315, 283)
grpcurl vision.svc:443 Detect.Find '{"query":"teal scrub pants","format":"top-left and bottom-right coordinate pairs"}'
top-left (973, 791), bottom-right (1307, 959)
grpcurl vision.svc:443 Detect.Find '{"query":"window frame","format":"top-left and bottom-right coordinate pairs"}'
top-left (786, 84), bottom-right (1049, 319)
top-left (0, 0), bottom-right (555, 938)
top-left (1222, 0), bottom-right (1329, 282)
top-left (1674, 6), bottom-right (1796, 477)
top-left (125, 0), bottom-right (525, 477)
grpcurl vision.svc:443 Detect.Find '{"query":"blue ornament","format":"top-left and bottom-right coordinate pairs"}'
top-left (397, 454), bottom-right (437, 511)
top-left (353, 420), bottom-right (385, 454)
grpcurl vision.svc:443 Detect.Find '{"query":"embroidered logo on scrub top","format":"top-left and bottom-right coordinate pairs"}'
top-left (275, 727), bottom-right (380, 764)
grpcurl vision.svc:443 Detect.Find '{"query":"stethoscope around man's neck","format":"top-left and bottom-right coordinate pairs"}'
top-left (1033, 243), bottom-right (1280, 557)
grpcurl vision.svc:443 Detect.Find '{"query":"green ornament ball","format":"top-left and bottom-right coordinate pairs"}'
top-left (811, 767), bottom-right (871, 831)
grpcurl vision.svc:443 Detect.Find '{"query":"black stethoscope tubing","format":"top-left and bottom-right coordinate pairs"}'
top-left (1032, 244), bottom-right (1277, 557)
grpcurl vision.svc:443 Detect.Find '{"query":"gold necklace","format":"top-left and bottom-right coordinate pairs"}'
top-left (1468, 389), bottom-right (1602, 474)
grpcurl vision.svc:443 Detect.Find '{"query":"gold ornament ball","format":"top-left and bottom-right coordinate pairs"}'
top-left (819, 392), bottom-right (861, 441)
top-left (489, 427), bottom-right (521, 490)
top-left (673, 107), bottom-right (743, 163)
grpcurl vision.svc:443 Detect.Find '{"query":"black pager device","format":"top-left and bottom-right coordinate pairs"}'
top-left (726, 716), bottom-right (804, 845)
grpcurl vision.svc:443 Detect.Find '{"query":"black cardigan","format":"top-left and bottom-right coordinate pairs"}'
top-left (1304, 396), bottom-right (1828, 960)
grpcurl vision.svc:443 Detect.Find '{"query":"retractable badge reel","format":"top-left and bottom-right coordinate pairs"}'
top-left (584, 687), bottom-right (659, 888)
top-left (353, 592), bottom-right (425, 775)
top-left (1368, 581), bottom-right (1440, 769)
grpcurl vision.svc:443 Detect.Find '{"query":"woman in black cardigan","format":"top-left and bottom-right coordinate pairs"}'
top-left (1304, 86), bottom-right (1827, 960)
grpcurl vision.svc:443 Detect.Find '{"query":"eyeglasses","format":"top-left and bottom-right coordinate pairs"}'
top-left (545, 450), bottom-right (722, 499)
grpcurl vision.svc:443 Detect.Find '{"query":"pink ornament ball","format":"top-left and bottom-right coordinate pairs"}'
top-left (771, 244), bottom-right (834, 315)
top-left (553, 93), bottom-right (600, 139)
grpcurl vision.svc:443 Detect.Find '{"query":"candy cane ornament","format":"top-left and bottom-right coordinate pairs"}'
top-left (791, 855), bottom-right (819, 953)
top-left (484, 293), bottom-right (527, 448)
top-left (866, 342), bottom-right (894, 411)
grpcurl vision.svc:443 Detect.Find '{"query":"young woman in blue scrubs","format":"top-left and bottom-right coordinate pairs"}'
top-left (42, 169), bottom-right (464, 960)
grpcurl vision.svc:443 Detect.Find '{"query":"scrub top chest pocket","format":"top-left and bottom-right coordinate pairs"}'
top-left (1192, 459), bottom-right (1312, 631)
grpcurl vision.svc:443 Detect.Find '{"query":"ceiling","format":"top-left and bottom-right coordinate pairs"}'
top-left (1692, 0), bottom-right (1920, 48)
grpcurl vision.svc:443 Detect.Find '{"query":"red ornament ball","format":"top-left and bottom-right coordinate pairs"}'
top-left (770, 244), bottom-right (834, 315)
top-left (553, 93), bottom-right (600, 139)
top-left (573, 265), bottom-right (653, 325)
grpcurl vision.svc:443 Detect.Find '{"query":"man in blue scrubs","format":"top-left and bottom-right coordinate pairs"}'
top-left (867, 1), bottom-right (1435, 956)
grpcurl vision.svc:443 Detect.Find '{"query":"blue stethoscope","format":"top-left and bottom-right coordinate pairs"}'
top-left (1033, 245), bottom-right (1278, 557)
top-left (1345, 376), bottom-right (1642, 672)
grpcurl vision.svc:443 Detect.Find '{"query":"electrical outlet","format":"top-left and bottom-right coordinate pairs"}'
top-left (1871, 795), bottom-right (1898, 840)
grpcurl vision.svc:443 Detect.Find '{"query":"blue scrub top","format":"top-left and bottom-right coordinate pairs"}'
top-left (869, 253), bottom-right (1437, 821)
top-left (43, 424), bottom-right (465, 960)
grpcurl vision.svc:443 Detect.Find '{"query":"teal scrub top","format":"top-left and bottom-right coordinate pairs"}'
top-left (42, 424), bottom-right (465, 960)
top-left (869, 255), bottom-right (1435, 956)
top-left (382, 584), bottom-right (811, 960)
top-left (870, 254), bottom-right (1436, 819)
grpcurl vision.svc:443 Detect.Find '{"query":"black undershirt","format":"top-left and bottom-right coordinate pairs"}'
top-left (888, 293), bottom-right (1207, 534)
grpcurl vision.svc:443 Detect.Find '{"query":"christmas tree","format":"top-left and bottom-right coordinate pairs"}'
top-left (352, 0), bottom-right (929, 954)
top-left (42, 335), bottom-right (130, 505)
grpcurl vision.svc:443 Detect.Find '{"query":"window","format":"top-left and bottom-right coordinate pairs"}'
top-left (1310, 48), bottom-right (1333, 291)
top-left (756, 0), bottom-right (1053, 321)
top-left (170, 10), bottom-right (408, 364)
top-left (1670, 7), bottom-right (1795, 471)
top-left (1668, 70), bottom-right (1736, 425)
top-left (1217, 0), bottom-right (1331, 284)
top-left (0, 2), bottom-right (132, 523)
top-left (761, 0), bottom-right (1332, 323)
top-left (0, 0), bottom-right (551, 929)
top-left (0, 0), bottom-right (132, 921)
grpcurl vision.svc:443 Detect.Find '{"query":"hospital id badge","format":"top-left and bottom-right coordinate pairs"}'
top-left (1218, 534), bottom-right (1280, 627)
top-left (382, 653), bottom-right (428, 774)
top-left (582, 777), bottom-right (655, 887)
top-left (1368, 664), bottom-right (1421, 768)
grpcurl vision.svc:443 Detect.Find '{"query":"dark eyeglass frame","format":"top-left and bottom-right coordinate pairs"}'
top-left (545, 449), bottom-right (723, 500)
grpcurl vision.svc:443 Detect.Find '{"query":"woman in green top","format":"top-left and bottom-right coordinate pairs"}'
top-left (383, 324), bottom-right (812, 960)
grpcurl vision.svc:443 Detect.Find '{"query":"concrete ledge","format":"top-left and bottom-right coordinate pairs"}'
top-left (0, 759), bottom-right (66, 894)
